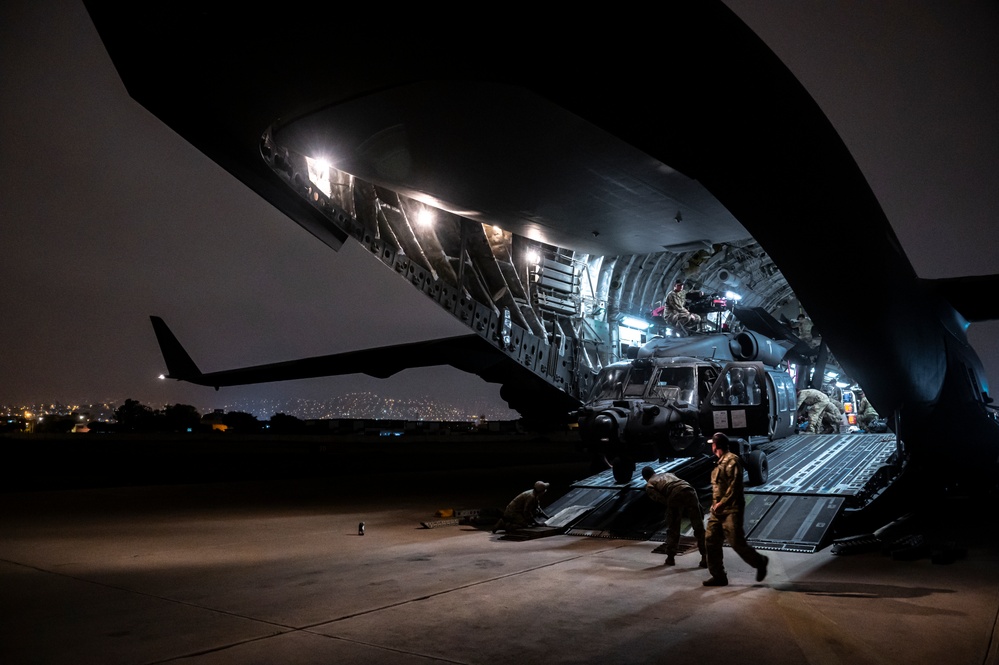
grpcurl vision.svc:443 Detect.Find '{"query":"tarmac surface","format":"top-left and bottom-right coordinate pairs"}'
top-left (2, 453), bottom-right (998, 665)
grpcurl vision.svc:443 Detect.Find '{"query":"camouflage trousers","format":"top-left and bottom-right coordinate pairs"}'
top-left (663, 488), bottom-right (706, 558)
top-left (705, 509), bottom-right (766, 579)
top-left (665, 311), bottom-right (700, 327)
top-left (804, 404), bottom-right (825, 433)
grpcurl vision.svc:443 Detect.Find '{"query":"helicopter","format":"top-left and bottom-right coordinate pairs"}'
top-left (574, 326), bottom-right (799, 485)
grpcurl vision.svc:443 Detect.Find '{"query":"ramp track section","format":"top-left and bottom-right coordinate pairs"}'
top-left (544, 434), bottom-right (903, 552)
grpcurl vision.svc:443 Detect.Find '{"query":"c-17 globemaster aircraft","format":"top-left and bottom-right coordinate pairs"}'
top-left (86, 2), bottom-right (998, 543)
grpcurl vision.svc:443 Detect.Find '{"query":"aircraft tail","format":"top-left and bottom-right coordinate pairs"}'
top-left (149, 316), bottom-right (203, 381)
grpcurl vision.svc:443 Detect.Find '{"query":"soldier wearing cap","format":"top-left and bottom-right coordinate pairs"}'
top-left (703, 432), bottom-right (768, 586)
top-left (642, 466), bottom-right (706, 567)
top-left (493, 481), bottom-right (550, 533)
top-left (663, 280), bottom-right (701, 331)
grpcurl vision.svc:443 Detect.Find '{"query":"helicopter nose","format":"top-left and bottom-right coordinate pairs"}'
top-left (592, 413), bottom-right (616, 437)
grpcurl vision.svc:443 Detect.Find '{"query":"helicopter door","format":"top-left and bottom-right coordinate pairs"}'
top-left (766, 369), bottom-right (797, 440)
top-left (705, 362), bottom-right (769, 437)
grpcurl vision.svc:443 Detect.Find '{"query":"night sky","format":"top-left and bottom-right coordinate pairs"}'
top-left (1, 1), bottom-right (996, 414)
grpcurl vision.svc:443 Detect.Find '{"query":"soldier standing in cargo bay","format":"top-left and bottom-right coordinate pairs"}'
top-left (703, 432), bottom-right (768, 586)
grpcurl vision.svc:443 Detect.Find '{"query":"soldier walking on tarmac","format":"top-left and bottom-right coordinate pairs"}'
top-left (703, 432), bottom-right (769, 586)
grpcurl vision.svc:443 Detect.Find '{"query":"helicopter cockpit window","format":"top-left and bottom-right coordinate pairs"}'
top-left (712, 367), bottom-right (761, 406)
top-left (650, 367), bottom-right (696, 404)
top-left (624, 363), bottom-right (655, 397)
top-left (589, 366), bottom-right (630, 401)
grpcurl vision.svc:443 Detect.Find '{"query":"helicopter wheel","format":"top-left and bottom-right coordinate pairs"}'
top-left (612, 457), bottom-right (636, 484)
top-left (745, 449), bottom-right (769, 486)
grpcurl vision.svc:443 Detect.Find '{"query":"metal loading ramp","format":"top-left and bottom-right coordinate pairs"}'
top-left (544, 433), bottom-right (904, 553)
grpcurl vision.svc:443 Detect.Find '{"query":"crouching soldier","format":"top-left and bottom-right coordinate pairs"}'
top-left (493, 481), bottom-right (550, 533)
top-left (642, 466), bottom-right (706, 567)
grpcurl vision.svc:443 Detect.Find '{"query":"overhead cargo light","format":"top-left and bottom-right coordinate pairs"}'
top-left (621, 316), bottom-right (653, 330)
top-left (417, 208), bottom-right (434, 226)
top-left (305, 156), bottom-right (332, 197)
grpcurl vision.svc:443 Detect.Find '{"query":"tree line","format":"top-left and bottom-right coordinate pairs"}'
top-left (34, 399), bottom-right (310, 435)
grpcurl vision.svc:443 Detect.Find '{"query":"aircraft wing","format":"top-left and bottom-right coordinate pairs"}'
top-left (150, 316), bottom-right (582, 424)
top-left (153, 316), bottom-right (516, 386)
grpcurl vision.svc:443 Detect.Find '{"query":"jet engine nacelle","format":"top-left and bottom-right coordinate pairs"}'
top-left (716, 267), bottom-right (741, 287)
top-left (729, 330), bottom-right (788, 367)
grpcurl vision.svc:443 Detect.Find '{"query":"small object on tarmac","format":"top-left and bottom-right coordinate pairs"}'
top-left (358, 522), bottom-right (365, 536)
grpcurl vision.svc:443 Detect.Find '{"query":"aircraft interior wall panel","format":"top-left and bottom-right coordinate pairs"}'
top-left (484, 309), bottom-right (500, 346)
top-left (393, 253), bottom-right (411, 277)
top-left (553, 349), bottom-right (573, 391)
top-left (518, 332), bottom-right (540, 372)
top-left (365, 236), bottom-right (398, 270)
top-left (507, 324), bottom-right (524, 359)
top-left (404, 260), bottom-right (430, 292)
top-left (432, 281), bottom-right (458, 315)
top-left (419, 273), bottom-right (438, 300)
top-left (456, 297), bottom-right (477, 328)
top-left (370, 231), bottom-right (397, 264)
top-left (472, 302), bottom-right (493, 336)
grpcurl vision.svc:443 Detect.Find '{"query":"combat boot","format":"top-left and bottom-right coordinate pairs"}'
top-left (702, 576), bottom-right (728, 587)
top-left (755, 555), bottom-right (769, 582)
top-left (664, 554), bottom-right (676, 566)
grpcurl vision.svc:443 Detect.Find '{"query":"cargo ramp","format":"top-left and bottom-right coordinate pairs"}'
top-left (542, 433), bottom-right (904, 553)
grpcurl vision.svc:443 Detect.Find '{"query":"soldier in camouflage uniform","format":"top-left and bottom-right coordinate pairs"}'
top-left (703, 432), bottom-right (768, 586)
top-left (796, 388), bottom-right (832, 433)
top-left (820, 397), bottom-right (844, 434)
top-left (795, 313), bottom-right (814, 345)
top-left (642, 466), bottom-right (706, 567)
top-left (493, 481), bottom-right (549, 533)
top-left (663, 281), bottom-right (701, 331)
top-left (856, 389), bottom-right (880, 429)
